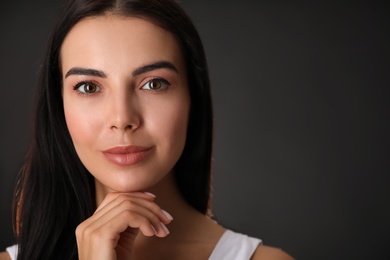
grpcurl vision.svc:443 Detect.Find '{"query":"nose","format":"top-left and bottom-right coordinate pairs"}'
top-left (107, 91), bottom-right (140, 131)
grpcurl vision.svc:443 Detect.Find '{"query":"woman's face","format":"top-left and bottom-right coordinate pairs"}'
top-left (61, 16), bottom-right (190, 196)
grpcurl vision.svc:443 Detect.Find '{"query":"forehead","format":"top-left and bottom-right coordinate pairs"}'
top-left (60, 15), bottom-right (185, 75)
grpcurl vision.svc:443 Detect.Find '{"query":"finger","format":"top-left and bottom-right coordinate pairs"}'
top-left (119, 196), bottom-right (173, 224)
top-left (80, 212), bottom-right (153, 258)
top-left (96, 192), bottom-right (156, 213)
top-left (87, 198), bottom-right (170, 238)
top-left (94, 194), bottom-right (172, 225)
top-left (105, 199), bottom-right (170, 237)
top-left (98, 210), bottom-right (157, 240)
top-left (81, 194), bottom-right (152, 229)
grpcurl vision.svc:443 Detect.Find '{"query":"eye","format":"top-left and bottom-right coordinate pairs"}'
top-left (74, 82), bottom-right (101, 94)
top-left (141, 78), bottom-right (170, 91)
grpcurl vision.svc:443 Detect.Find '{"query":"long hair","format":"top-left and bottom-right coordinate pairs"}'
top-left (13, 0), bottom-right (213, 259)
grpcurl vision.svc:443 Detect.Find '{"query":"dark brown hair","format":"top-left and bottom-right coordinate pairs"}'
top-left (13, 0), bottom-right (213, 259)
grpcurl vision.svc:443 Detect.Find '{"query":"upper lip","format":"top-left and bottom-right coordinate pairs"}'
top-left (103, 145), bottom-right (152, 154)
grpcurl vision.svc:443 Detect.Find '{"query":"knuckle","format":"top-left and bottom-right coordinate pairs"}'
top-left (90, 228), bottom-right (103, 240)
top-left (139, 217), bottom-right (151, 227)
top-left (83, 225), bottom-right (94, 238)
top-left (103, 193), bottom-right (116, 202)
top-left (148, 202), bottom-right (161, 213)
top-left (120, 209), bottom-right (134, 220)
top-left (120, 199), bottom-right (135, 209)
top-left (75, 225), bottom-right (83, 238)
top-left (105, 192), bottom-right (124, 202)
top-left (116, 193), bottom-right (130, 201)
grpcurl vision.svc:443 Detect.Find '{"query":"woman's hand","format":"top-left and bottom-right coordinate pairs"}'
top-left (75, 192), bottom-right (173, 260)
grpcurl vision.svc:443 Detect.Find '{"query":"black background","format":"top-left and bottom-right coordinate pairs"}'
top-left (1, 1), bottom-right (389, 259)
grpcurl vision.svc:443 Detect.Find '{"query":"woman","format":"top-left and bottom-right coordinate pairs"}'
top-left (1, 0), bottom-right (292, 259)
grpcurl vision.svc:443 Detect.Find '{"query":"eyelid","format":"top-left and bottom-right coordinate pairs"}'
top-left (140, 77), bottom-right (170, 91)
top-left (73, 81), bottom-right (102, 95)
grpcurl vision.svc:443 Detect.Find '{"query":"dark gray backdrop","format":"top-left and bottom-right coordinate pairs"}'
top-left (1, 1), bottom-right (389, 259)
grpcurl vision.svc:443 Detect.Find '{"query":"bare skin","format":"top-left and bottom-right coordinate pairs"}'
top-left (1, 15), bottom-right (293, 260)
top-left (77, 171), bottom-right (293, 260)
top-left (0, 252), bottom-right (10, 260)
top-left (0, 173), bottom-right (293, 259)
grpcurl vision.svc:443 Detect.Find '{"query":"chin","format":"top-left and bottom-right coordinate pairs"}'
top-left (104, 173), bottom-right (162, 193)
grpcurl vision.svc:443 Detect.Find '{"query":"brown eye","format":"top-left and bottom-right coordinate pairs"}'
top-left (74, 82), bottom-right (101, 94)
top-left (149, 79), bottom-right (162, 90)
top-left (83, 83), bottom-right (98, 93)
top-left (141, 78), bottom-right (170, 91)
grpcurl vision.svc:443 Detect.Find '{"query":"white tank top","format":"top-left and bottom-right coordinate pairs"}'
top-left (6, 244), bottom-right (17, 260)
top-left (209, 229), bottom-right (262, 259)
top-left (6, 229), bottom-right (261, 260)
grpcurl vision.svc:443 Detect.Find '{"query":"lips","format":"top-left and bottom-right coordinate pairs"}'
top-left (102, 145), bottom-right (153, 166)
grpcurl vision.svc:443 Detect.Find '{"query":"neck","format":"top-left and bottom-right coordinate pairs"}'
top-left (144, 172), bottom-right (205, 239)
top-left (147, 172), bottom-right (191, 214)
top-left (94, 172), bottom-right (207, 239)
top-left (134, 173), bottom-right (225, 259)
top-left (94, 172), bottom-right (224, 258)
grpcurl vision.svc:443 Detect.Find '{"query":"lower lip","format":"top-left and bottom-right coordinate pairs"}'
top-left (103, 148), bottom-right (153, 166)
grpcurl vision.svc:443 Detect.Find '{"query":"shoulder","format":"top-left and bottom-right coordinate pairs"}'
top-left (251, 245), bottom-right (294, 260)
top-left (0, 251), bottom-right (11, 260)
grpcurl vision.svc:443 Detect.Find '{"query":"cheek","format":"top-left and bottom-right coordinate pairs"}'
top-left (169, 109), bottom-right (189, 139)
top-left (144, 96), bottom-right (189, 153)
top-left (160, 101), bottom-right (189, 152)
top-left (63, 100), bottom-right (99, 150)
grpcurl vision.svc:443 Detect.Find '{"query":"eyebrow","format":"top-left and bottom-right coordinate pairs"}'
top-left (65, 68), bottom-right (107, 78)
top-left (132, 61), bottom-right (178, 76)
top-left (64, 61), bottom-right (178, 79)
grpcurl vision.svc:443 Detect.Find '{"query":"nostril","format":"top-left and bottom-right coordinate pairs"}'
top-left (110, 123), bottom-right (135, 131)
top-left (108, 110), bottom-right (140, 131)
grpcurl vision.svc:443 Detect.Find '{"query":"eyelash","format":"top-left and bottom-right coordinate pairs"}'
top-left (72, 77), bottom-right (171, 96)
top-left (73, 81), bottom-right (101, 96)
top-left (141, 78), bottom-right (170, 91)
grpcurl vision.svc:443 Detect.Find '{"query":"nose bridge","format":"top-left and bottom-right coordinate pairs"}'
top-left (108, 84), bottom-right (139, 130)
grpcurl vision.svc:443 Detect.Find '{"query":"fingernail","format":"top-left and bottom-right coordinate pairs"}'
top-left (160, 222), bottom-right (170, 234)
top-left (151, 224), bottom-right (157, 235)
top-left (144, 192), bottom-right (156, 198)
top-left (162, 210), bottom-right (173, 221)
